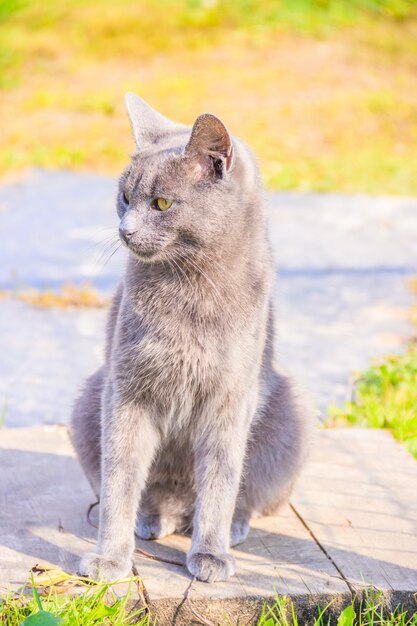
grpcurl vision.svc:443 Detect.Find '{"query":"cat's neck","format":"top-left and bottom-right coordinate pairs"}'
top-left (125, 248), bottom-right (238, 300)
top-left (123, 232), bottom-right (270, 327)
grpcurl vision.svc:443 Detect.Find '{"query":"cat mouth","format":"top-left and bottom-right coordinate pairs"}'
top-left (122, 239), bottom-right (165, 263)
top-left (128, 244), bottom-right (158, 260)
top-left (118, 229), bottom-right (171, 262)
top-left (134, 248), bottom-right (157, 260)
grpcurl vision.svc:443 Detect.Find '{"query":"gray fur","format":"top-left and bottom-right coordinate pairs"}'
top-left (69, 93), bottom-right (308, 583)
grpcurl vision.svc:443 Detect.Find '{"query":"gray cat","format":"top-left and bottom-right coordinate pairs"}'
top-left (70, 93), bottom-right (307, 583)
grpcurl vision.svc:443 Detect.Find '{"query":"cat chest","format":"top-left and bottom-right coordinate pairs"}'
top-left (120, 324), bottom-right (225, 407)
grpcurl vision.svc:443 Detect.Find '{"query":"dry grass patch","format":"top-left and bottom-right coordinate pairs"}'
top-left (0, 282), bottom-right (108, 309)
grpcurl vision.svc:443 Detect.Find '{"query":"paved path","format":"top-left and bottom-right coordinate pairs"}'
top-left (1, 169), bottom-right (416, 426)
top-left (1, 426), bottom-right (416, 622)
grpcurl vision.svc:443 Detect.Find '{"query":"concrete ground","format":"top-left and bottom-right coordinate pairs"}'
top-left (1, 169), bottom-right (416, 426)
top-left (1, 426), bottom-right (416, 623)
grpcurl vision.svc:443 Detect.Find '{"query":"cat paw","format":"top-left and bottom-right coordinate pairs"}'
top-left (78, 552), bottom-right (132, 581)
top-left (186, 552), bottom-right (236, 582)
top-left (135, 513), bottom-right (177, 540)
top-left (230, 517), bottom-right (250, 546)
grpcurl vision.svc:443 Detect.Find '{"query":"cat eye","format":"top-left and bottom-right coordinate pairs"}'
top-left (153, 198), bottom-right (173, 212)
top-left (122, 191), bottom-right (130, 205)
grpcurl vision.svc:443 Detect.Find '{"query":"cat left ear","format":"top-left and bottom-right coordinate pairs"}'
top-left (185, 113), bottom-right (235, 177)
top-left (125, 92), bottom-right (177, 150)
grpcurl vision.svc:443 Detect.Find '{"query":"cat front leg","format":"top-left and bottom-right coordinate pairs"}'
top-left (79, 392), bottom-right (159, 581)
top-left (187, 401), bottom-right (249, 582)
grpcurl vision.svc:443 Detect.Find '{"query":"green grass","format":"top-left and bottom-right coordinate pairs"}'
top-left (259, 590), bottom-right (417, 625)
top-left (0, 581), bottom-right (151, 626)
top-left (2, 583), bottom-right (416, 625)
top-left (1, 0), bottom-right (417, 193)
top-left (327, 309), bottom-right (417, 458)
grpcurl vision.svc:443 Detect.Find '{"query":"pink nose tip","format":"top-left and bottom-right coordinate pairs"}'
top-left (119, 226), bottom-right (136, 244)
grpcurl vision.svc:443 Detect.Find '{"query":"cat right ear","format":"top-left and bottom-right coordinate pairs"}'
top-left (185, 113), bottom-right (235, 179)
top-left (125, 93), bottom-right (177, 150)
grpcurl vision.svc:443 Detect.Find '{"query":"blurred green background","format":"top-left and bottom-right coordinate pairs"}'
top-left (1, 0), bottom-right (417, 194)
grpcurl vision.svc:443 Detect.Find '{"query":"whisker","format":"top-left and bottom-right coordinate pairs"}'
top-left (95, 241), bottom-right (120, 268)
top-left (96, 242), bottom-right (123, 275)
top-left (165, 258), bottom-right (194, 324)
top-left (172, 258), bottom-right (193, 291)
top-left (167, 258), bottom-right (183, 288)
top-left (79, 229), bottom-right (118, 257)
top-left (178, 252), bottom-right (222, 305)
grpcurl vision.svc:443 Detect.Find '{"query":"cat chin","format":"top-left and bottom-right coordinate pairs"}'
top-left (122, 239), bottom-right (157, 258)
top-left (130, 251), bottom-right (158, 263)
top-left (129, 246), bottom-right (165, 264)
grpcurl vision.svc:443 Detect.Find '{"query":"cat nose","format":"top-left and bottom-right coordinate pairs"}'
top-left (119, 226), bottom-right (136, 244)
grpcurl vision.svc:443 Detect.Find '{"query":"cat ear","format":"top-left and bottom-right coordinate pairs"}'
top-left (185, 113), bottom-right (235, 176)
top-left (125, 92), bottom-right (177, 149)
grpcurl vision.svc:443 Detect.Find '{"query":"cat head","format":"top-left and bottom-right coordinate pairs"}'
top-left (117, 93), bottom-right (257, 264)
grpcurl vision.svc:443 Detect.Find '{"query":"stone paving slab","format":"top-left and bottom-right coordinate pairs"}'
top-left (1, 426), bottom-right (416, 624)
top-left (294, 429), bottom-right (417, 595)
top-left (0, 170), bottom-right (416, 426)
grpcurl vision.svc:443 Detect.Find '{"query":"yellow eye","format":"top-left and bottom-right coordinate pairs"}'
top-left (155, 198), bottom-right (172, 211)
top-left (123, 191), bottom-right (130, 204)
